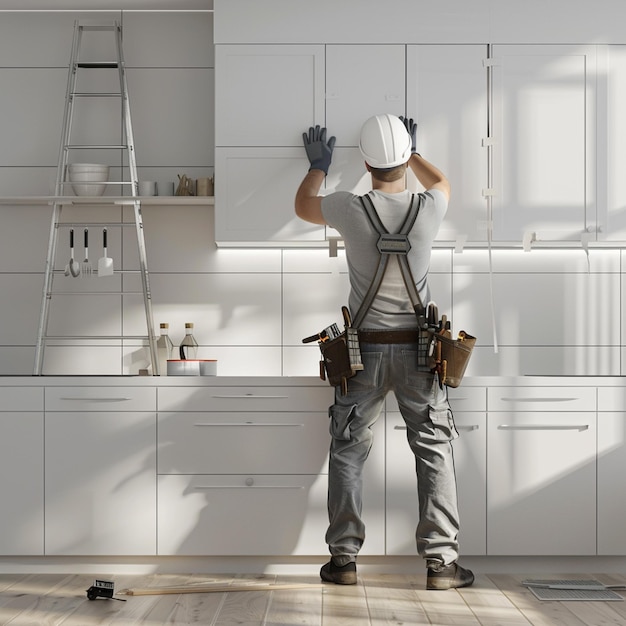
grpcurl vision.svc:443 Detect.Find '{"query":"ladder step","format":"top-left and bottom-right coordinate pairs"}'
top-left (71, 92), bottom-right (123, 98)
top-left (65, 145), bottom-right (129, 150)
top-left (79, 22), bottom-right (118, 32)
top-left (76, 62), bottom-right (119, 69)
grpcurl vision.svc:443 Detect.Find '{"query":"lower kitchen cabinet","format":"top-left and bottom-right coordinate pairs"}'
top-left (487, 411), bottom-right (596, 555)
top-left (45, 410), bottom-right (157, 556)
top-left (0, 388), bottom-right (44, 555)
top-left (385, 388), bottom-right (487, 556)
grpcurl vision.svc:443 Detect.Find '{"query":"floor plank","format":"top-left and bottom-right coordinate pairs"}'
top-left (458, 574), bottom-right (532, 625)
top-left (266, 574), bottom-right (322, 625)
top-left (361, 573), bottom-right (430, 625)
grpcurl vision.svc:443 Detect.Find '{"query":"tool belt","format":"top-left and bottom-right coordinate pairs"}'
top-left (358, 329), bottom-right (423, 344)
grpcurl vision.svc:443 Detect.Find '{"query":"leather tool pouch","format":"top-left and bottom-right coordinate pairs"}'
top-left (424, 302), bottom-right (475, 388)
top-left (302, 306), bottom-right (363, 395)
top-left (429, 328), bottom-right (476, 388)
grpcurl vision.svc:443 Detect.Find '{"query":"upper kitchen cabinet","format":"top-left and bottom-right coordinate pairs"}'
top-left (325, 45), bottom-right (405, 147)
top-left (491, 45), bottom-right (597, 244)
top-left (215, 44), bottom-right (326, 245)
top-left (215, 45), bottom-right (325, 147)
top-left (407, 45), bottom-right (488, 243)
top-left (325, 45), bottom-right (488, 245)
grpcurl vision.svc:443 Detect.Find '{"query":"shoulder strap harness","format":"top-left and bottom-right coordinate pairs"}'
top-left (352, 193), bottom-right (427, 329)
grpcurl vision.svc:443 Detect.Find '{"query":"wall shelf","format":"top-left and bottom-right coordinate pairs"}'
top-left (0, 196), bottom-right (214, 206)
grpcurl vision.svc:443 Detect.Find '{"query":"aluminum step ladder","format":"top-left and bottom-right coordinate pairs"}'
top-left (34, 20), bottom-right (158, 375)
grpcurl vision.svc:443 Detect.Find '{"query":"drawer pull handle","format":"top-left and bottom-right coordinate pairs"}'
top-left (194, 423), bottom-right (303, 428)
top-left (59, 397), bottom-right (133, 402)
top-left (394, 424), bottom-right (479, 432)
top-left (500, 397), bottom-right (578, 403)
top-left (211, 395), bottom-right (289, 399)
top-left (498, 424), bottom-right (589, 431)
top-left (193, 485), bottom-right (305, 490)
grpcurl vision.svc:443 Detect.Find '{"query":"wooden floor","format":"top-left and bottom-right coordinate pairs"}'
top-left (0, 572), bottom-right (625, 625)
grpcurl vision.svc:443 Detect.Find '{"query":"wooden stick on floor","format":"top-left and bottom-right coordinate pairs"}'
top-left (119, 582), bottom-right (325, 596)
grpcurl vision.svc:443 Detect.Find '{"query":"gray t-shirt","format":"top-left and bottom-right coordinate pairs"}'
top-left (321, 188), bottom-right (447, 330)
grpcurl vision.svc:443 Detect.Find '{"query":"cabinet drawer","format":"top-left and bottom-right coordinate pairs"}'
top-left (158, 386), bottom-right (332, 412)
top-left (158, 412), bottom-right (329, 474)
top-left (0, 386), bottom-right (43, 411)
top-left (488, 386), bottom-right (595, 411)
top-left (386, 387), bottom-right (486, 412)
top-left (158, 474), bottom-right (329, 556)
top-left (45, 387), bottom-right (156, 411)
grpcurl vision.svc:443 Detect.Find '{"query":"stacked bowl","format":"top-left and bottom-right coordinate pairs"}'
top-left (67, 163), bottom-right (110, 196)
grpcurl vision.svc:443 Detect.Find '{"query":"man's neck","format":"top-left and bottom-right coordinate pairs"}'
top-left (371, 177), bottom-right (407, 194)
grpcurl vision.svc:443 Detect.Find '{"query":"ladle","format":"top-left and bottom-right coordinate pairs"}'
top-left (69, 229), bottom-right (81, 277)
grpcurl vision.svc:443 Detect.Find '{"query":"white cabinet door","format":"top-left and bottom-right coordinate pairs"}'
top-left (406, 45), bottom-right (488, 243)
top-left (215, 44), bottom-right (325, 147)
top-left (45, 411), bottom-right (157, 555)
top-left (215, 147), bottom-right (325, 244)
top-left (487, 412), bottom-right (596, 555)
top-left (326, 45), bottom-right (405, 147)
top-left (598, 412), bottom-right (626, 554)
top-left (386, 411), bottom-right (486, 556)
top-left (491, 45), bottom-right (596, 243)
top-left (0, 412), bottom-right (43, 555)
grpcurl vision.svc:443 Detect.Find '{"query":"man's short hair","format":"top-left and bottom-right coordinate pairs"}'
top-left (370, 162), bottom-right (408, 183)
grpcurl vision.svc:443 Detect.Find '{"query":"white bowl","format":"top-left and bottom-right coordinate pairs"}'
top-left (68, 163), bottom-right (110, 196)
top-left (166, 359), bottom-right (218, 376)
top-left (200, 360), bottom-right (217, 376)
top-left (166, 360), bottom-right (200, 376)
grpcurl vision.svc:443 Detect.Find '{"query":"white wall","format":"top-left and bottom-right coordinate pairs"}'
top-left (0, 7), bottom-right (623, 377)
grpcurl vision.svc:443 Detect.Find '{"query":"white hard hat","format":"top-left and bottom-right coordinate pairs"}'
top-left (359, 114), bottom-right (412, 168)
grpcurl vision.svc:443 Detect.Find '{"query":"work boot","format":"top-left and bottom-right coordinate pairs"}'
top-left (320, 559), bottom-right (357, 585)
top-left (426, 562), bottom-right (474, 590)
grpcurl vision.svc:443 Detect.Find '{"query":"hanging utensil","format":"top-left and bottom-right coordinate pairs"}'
top-left (66, 228), bottom-right (81, 278)
top-left (97, 228), bottom-right (114, 277)
top-left (64, 229), bottom-right (72, 276)
top-left (81, 228), bottom-right (92, 277)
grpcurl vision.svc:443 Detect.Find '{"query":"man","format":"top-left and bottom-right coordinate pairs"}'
top-left (295, 114), bottom-right (474, 591)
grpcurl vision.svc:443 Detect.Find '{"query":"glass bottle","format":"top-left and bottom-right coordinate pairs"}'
top-left (156, 323), bottom-right (174, 375)
top-left (179, 322), bottom-right (199, 360)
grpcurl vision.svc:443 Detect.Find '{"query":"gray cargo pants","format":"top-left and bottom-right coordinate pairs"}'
top-left (325, 340), bottom-right (460, 567)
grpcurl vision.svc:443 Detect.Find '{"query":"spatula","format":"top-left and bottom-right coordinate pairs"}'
top-left (81, 228), bottom-right (92, 277)
top-left (97, 228), bottom-right (114, 277)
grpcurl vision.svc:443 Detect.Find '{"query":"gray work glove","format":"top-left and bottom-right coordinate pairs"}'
top-left (302, 125), bottom-right (336, 174)
top-left (400, 116), bottom-right (418, 154)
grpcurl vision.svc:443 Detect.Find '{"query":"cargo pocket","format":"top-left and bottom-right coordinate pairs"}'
top-left (329, 404), bottom-right (356, 441)
top-left (418, 407), bottom-right (459, 443)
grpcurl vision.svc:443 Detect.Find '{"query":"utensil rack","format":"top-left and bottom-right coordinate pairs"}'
top-left (34, 20), bottom-right (158, 375)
